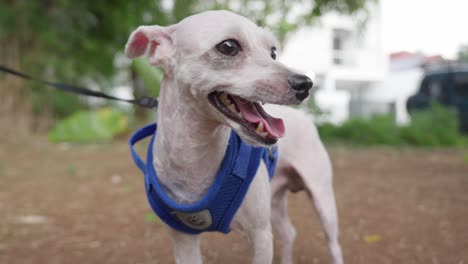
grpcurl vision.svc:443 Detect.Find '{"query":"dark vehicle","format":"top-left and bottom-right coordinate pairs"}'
top-left (407, 64), bottom-right (468, 132)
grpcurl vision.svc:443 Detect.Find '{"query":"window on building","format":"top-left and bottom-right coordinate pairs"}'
top-left (332, 29), bottom-right (353, 66)
top-left (333, 35), bottom-right (342, 51)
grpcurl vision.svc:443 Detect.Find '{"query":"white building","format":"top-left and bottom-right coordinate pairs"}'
top-left (366, 52), bottom-right (424, 124)
top-left (280, 4), bottom-right (388, 124)
top-left (368, 52), bottom-right (447, 124)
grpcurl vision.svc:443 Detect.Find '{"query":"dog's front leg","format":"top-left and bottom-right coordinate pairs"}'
top-left (247, 224), bottom-right (274, 264)
top-left (168, 228), bottom-right (202, 264)
top-left (236, 167), bottom-right (274, 264)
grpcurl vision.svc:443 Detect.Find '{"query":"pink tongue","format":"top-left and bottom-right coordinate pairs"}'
top-left (230, 96), bottom-right (285, 138)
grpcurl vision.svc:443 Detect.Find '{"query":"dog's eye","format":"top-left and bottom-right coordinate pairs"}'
top-left (216, 39), bottom-right (240, 56)
top-left (271, 47), bottom-right (277, 60)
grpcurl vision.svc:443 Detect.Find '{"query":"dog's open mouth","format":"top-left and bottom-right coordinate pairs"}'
top-left (208, 91), bottom-right (285, 145)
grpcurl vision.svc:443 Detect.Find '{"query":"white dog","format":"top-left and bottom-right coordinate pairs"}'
top-left (126, 10), bottom-right (343, 264)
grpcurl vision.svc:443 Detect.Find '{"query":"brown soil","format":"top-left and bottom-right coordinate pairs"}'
top-left (1, 134), bottom-right (467, 264)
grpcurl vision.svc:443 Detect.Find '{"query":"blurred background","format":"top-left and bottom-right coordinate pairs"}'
top-left (0, 0), bottom-right (467, 263)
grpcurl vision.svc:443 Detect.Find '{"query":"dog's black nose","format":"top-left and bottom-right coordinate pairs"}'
top-left (288, 74), bottom-right (313, 100)
top-left (288, 74), bottom-right (313, 91)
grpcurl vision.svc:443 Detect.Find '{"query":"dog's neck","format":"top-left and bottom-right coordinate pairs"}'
top-left (153, 76), bottom-right (231, 203)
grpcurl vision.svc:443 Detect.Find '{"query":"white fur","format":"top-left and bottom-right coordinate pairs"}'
top-left (126, 10), bottom-right (343, 264)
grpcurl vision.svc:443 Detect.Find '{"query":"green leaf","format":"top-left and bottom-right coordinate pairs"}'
top-left (48, 108), bottom-right (128, 143)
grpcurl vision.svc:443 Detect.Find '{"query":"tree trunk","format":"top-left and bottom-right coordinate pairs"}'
top-left (0, 38), bottom-right (53, 135)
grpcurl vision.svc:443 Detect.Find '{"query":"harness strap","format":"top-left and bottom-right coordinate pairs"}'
top-left (129, 123), bottom-right (157, 174)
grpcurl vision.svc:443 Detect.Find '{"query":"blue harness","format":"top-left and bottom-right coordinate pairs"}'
top-left (129, 123), bottom-right (278, 234)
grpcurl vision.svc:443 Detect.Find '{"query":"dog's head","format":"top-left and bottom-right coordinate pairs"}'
top-left (125, 10), bottom-right (312, 146)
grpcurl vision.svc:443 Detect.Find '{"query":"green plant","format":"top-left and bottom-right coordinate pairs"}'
top-left (318, 103), bottom-right (468, 147)
top-left (318, 114), bottom-right (402, 145)
top-left (48, 108), bottom-right (128, 143)
top-left (67, 164), bottom-right (77, 175)
top-left (1, 0), bottom-right (375, 120)
top-left (401, 103), bottom-right (462, 146)
top-left (145, 212), bottom-right (159, 223)
top-left (30, 87), bottom-right (86, 118)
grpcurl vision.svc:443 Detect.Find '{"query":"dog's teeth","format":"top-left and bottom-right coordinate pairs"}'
top-left (219, 92), bottom-right (228, 101)
top-left (228, 104), bottom-right (238, 113)
top-left (256, 122), bottom-right (264, 133)
top-left (218, 93), bottom-right (233, 106)
top-left (218, 93), bottom-right (229, 104)
top-left (261, 132), bottom-right (268, 137)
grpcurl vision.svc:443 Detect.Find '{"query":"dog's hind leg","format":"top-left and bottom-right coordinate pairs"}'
top-left (271, 171), bottom-right (296, 264)
top-left (296, 157), bottom-right (344, 264)
top-left (306, 179), bottom-right (343, 264)
top-left (168, 228), bottom-right (203, 264)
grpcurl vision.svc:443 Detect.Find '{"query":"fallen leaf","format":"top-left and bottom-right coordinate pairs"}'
top-left (364, 234), bottom-right (382, 244)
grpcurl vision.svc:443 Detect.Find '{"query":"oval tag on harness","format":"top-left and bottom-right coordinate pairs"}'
top-left (172, 210), bottom-right (212, 230)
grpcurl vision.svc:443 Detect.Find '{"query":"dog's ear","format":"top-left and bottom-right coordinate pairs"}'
top-left (125, 25), bottom-right (176, 66)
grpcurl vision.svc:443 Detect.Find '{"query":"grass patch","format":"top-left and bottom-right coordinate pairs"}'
top-left (67, 164), bottom-right (77, 175)
top-left (318, 103), bottom-right (468, 147)
top-left (122, 185), bottom-right (134, 193)
top-left (48, 108), bottom-right (128, 143)
top-left (145, 212), bottom-right (159, 223)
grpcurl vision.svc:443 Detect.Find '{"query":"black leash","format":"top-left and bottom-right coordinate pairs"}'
top-left (0, 65), bottom-right (158, 110)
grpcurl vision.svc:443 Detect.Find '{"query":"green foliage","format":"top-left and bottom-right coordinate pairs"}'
top-left (319, 115), bottom-right (402, 145)
top-left (0, 0), bottom-right (375, 78)
top-left (0, 1), bottom-right (167, 78)
top-left (401, 103), bottom-right (462, 146)
top-left (132, 58), bottom-right (163, 97)
top-left (0, 0), bottom-right (374, 118)
top-left (318, 104), bottom-right (468, 147)
top-left (48, 108), bottom-right (128, 143)
top-left (1, 1), bottom-right (168, 117)
top-left (29, 87), bottom-right (86, 118)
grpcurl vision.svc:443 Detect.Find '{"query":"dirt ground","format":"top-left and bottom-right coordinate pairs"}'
top-left (1, 132), bottom-right (467, 264)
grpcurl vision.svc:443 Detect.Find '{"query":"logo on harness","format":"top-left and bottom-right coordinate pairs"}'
top-left (173, 210), bottom-right (212, 230)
